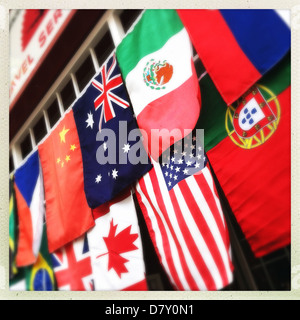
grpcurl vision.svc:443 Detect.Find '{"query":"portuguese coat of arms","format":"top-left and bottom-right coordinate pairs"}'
top-left (225, 85), bottom-right (280, 149)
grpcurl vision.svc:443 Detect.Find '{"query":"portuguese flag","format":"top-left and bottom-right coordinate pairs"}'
top-left (197, 54), bottom-right (291, 257)
top-left (116, 9), bottom-right (201, 159)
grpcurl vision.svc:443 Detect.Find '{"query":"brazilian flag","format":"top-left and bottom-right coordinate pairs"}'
top-left (9, 175), bottom-right (18, 280)
top-left (9, 267), bottom-right (26, 290)
top-left (24, 224), bottom-right (57, 291)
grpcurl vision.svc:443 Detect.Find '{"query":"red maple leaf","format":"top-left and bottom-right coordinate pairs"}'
top-left (96, 219), bottom-right (139, 278)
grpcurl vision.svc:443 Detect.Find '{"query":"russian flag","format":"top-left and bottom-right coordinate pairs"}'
top-left (14, 151), bottom-right (45, 267)
top-left (177, 9), bottom-right (291, 105)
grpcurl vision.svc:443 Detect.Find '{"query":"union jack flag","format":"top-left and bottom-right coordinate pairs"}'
top-left (92, 54), bottom-right (130, 131)
top-left (51, 234), bottom-right (94, 291)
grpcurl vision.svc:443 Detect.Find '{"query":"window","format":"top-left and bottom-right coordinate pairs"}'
top-left (94, 28), bottom-right (114, 68)
top-left (192, 46), bottom-right (197, 57)
top-left (119, 9), bottom-right (143, 33)
top-left (60, 79), bottom-right (76, 111)
top-left (33, 115), bottom-right (47, 144)
top-left (9, 154), bottom-right (14, 173)
top-left (249, 246), bottom-right (291, 290)
top-left (47, 99), bottom-right (61, 128)
top-left (20, 133), bottom-right (32, 159)
top-left (9, 9), bottom-right (291, 292)
top-left (75, 55), bottom-right (96, 92)
top-left (194, 58), bottom-right (206, 78)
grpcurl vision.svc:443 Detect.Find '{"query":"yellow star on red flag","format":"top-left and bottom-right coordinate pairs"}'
top-left (59, 126), bottom-right (70, 143)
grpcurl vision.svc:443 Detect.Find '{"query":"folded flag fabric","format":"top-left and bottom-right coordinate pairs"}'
top-left (14, 151), bottom-right (44, 267)
top-left (177, 9), bottom-right (291, 106)
top-left (134, 131), bottom-right (233, 290)
top-left (88, 188), bottom-right (148, 291)
top-left (51, 234), bottom-right (94, 291)
top-left (116, 9), bottom-right (201, 159)
top-left (24, 224), bottom-right (56, 291)
top-left (38, 109), bottom-right (95, 253)
top-left (197, 53), bottom-right (291, 257)
top-left (9, 267), bottom-right (26, 291)
top-left (72, 54), bottom-right (152, 209)
top-left (9, 176), bottom-right (18, 278)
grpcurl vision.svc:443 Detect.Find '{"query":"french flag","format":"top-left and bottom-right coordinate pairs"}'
top-left (14, 151), bottom-right (45, 267)
top-left (177, 9), bottom-right (291, 105)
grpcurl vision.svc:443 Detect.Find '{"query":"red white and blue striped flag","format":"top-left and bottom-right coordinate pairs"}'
top-left (134, 132), bottom-right (233, 290)
top-left (14, 151), bottom-right (45, 267)
top-left (177, 9), bottom-right (290, 106)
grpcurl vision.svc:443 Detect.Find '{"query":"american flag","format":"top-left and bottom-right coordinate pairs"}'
top-left (134, 132), bottom-right (233, 290)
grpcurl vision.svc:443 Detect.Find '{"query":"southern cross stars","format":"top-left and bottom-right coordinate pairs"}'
top-left (122, 143), bottom-right (131, 153)
top-left (86, 111), bottom-right (94, 129)
top-left (112, 169), bottom-right (118, 179)
top-left (95, 174), bottom-right (102, 183)
top-left (95, 169), bottom-right (119, 184)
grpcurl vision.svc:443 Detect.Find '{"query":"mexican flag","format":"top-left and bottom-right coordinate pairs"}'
top-left (116, 9), bottom-right (201, 159)
top-left (197, 54), bottom-right (291, 257)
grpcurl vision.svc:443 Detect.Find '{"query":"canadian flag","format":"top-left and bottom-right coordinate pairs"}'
top-left (87, 188), bottom-right (148, 291)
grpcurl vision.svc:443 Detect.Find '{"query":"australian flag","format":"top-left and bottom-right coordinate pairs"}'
top-left (73, 54), bottom-right (152, 208)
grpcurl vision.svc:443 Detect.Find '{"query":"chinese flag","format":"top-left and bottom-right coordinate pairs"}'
top-left (38, 110), bottom-right (95, 253)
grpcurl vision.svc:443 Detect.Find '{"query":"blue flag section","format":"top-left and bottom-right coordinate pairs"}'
top-left (14, 151), bottom-right (40, 208)
top-left (73, 55), bottom-right (152, 208)
top-left (14, 150), bottom-right (45, 267)
top-left (219, 9), bottom-right (291, 75)
top-left (159, 130), bottom-right (207, 192)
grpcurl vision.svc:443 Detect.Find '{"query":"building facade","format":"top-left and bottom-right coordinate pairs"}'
top-left (9, 9), bottom-right (291, 290)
